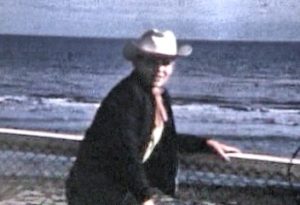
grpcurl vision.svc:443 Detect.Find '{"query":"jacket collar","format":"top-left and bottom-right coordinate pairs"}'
top-left (130, 71), bottom-right (167, 96)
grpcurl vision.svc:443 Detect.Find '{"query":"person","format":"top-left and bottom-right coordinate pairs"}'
top-left (65, 29), bottom-right (241, 205)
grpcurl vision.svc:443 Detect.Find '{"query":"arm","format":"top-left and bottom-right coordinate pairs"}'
top-left (177, 133), bottom-right (241, 161)
top-left (177, 133), bottom-right (210, 153)
top-left (162, 92), bottom-right (210, 154)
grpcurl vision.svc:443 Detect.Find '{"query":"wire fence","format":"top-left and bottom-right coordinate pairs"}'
top-left (0, 129), bottom-right (299, 205)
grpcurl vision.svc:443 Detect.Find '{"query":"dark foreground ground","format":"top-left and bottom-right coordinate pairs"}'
top-left (0, 177), bottom-right (299, 205)
top-left (0, 132), bottom-right (299, 204)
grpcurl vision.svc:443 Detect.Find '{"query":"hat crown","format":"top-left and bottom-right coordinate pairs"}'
top-left (136, 29), bottom-right (177, 56)
top-left (123, 29), bottom-right (192, 61)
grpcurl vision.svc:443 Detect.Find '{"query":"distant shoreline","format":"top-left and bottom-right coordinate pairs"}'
top-left (1, 33), bottom-right (300, 44)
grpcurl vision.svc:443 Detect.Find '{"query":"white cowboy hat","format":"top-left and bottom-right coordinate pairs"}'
top-left (123, 29), bottom-right (192, 60)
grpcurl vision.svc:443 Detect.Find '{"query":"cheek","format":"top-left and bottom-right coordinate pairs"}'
top-left (135, 69), bottom-right (153, 86)
top-left (135, 62), bottom-right (154, 76)
top-left (165, 65), bottom-right (174, 77)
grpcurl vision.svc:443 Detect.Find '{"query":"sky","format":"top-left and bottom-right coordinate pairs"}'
top-left (0, 0), bottom-right (300, 41)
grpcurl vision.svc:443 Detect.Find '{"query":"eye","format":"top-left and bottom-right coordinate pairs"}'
top-left (136, 55), bottom-right (145, 60)
top-left (136, 55), bottom-right (155, 64)
top-left (161, 59), bottom-right (172, 66)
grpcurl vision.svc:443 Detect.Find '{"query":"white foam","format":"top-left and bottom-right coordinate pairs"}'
top-left (0, 95), bottom-right (28, 102)
top-left (172, 103), bottom-right (300, 127)
top-left (0, 95), bottom-right (99, 108)
top-left (41, 97), bottom-right (99, 108)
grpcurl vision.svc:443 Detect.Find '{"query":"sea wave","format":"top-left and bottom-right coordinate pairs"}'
top-left (0, 95), bottom-right (299, 155)
top-left (173, 103), bottom-right (300, 126)
top-left (0, 94), bottom-right (299, 139)
top-left (1, 95), bottom-right (299, 127)
top-left (0, 95), bottom-right (99, 108)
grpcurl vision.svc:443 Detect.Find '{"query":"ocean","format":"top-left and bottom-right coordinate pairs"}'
top-left (0, 35), bottom-right (300, 157)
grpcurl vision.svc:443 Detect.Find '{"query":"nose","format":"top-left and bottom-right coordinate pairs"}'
top-left (157, 64), bottom-right (164, 70)
top-left (155, 64), bottom-right (167, 74)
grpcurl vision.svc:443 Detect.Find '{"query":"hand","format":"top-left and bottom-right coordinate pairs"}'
top-left (143, 194), bottom-right (184, 205)
top-left (143, 199), bottom-right (155, 205)
top-left (206, 139), bottom-right (241, 161)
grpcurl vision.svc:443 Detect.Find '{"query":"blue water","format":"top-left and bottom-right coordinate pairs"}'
top-left (0, 35), bottom-right (300, 156)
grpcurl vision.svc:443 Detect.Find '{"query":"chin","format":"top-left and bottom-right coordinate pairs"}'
top-left (153, 81), bottom-right (164, 88)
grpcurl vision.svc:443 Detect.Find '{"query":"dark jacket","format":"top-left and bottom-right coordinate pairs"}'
top-left (68, 71), bottom-right (208, 203)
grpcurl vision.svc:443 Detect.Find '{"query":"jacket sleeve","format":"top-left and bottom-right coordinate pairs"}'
top-left (177, 133), bottom-right (211, 153)
top-left (162, 91), bottom-right (211, 154)
top-left (99, 86), bottom-right (160, 203)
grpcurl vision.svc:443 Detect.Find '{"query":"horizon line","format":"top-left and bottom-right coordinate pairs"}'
top-left (1, 33), bottom-right (300, 44)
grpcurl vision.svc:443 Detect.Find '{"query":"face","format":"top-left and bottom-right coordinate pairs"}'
top-left (133, 54), bottom-right (175, 88)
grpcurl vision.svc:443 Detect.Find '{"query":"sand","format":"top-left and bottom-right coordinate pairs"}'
top-left (0, 177), bottom-right (299, 205)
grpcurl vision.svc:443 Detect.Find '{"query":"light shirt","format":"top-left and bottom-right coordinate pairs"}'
top-left (142, 123), bottom-right (164, 163)
top-left (142, 87), bottom-right (167, 163)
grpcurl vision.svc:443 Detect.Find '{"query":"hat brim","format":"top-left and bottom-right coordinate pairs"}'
top-left (123, 41), bottom-right (192, 61)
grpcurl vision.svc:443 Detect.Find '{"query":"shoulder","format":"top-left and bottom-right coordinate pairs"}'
top-left (162, 89), bottom-right (172, 104)
top-left (103, 73), bottom-right (149, 107)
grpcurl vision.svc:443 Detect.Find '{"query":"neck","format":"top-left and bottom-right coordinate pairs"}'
top-left (152, 87), bottom-right (165, 95)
